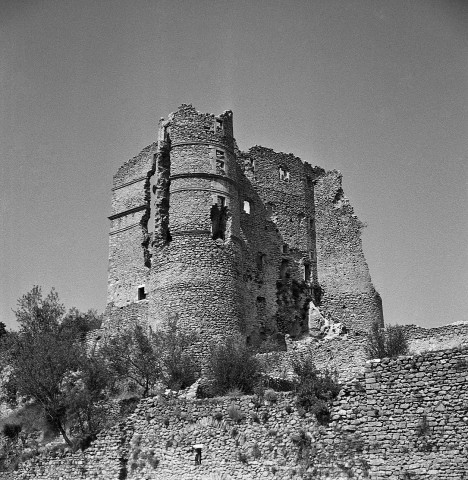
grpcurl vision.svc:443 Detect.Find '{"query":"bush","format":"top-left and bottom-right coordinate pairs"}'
top-left (292, 352), bottom-right (340, 425)
top-left (366, 321), bottom-right (408, 359)
top-left (2, 423), bottom-right (21, 440)
top-left (264, 389), bottom-right (278, 403)
top-left (227, 405), bottom-right (245, 423)
top-left (206, 336), bottom-right (263, 395)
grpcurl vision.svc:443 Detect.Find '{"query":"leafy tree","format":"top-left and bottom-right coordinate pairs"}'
top-left (62, 351), bottom-right (113, 449)
top-left (102, 317), bottom-right (199, 396)
top-left (207, 335), bottom-right (262, 395)
top-left (5, 287), bottom-right (109, 448)
top-left (155, 316), bottom-right (199, 390)
top-left (101, 324), bottom-right (161, 397)
top-left (366, 321), bottom-right (408, 359)
top-left (13, 286), bottom-right (64, 334)
top-left (0, 322), bottom-right (7, 339)
top-left (5, 327), bottom-right (80, 445)
top-left (61, 308), bottom-right (102, 340)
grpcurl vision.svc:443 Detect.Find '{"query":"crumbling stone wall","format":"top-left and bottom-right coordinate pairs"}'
top-left (10, 347), bottom-right (468, 479)
top-left (107, 143), bottom-right (157, 310)
top-left (314, 170), bottom-right (383, 332)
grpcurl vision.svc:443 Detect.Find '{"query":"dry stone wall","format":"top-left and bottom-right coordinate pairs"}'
top-left (10, 347), bottom-right (468, 479)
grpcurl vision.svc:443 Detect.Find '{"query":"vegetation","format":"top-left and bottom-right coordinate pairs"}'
top-left (2, 286), bottom-right (109, 448)
top-left (206, 335), bottom-right (263, 395)
top-left (366, 321), bottom-right (409, 359)
top-left (101, 324), bottom-right (161, 398)
top-left (101, 316), bottom-right (199, 396)
top-left (292, 351), bottom-right (340, 425)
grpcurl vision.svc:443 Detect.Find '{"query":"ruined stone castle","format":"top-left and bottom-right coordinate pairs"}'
top-left (105, 104), bottom-right (383, 346)
top-left (10, 105), bottom-right (468, 480)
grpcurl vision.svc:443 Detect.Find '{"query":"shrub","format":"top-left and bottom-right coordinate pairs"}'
top-left (250, 412), bottom-right (260, 423)
top-left (237, 451), bottom-right (248, 463)
top-left (251, 443), bottom-right (261, 459)
top-left (206, 336), bottom-right (263, 395)
top-left (213, 411), bottom-right (223, 422)
top-left (366, 321), bottom-right (408, 359)
top-left (227, 388), bottom-right (243, 398)
top-left (227, 405), bottom-right (245, 423)
top-left (2, 423), bottom-right (21, 440)
top-left (292, 352), bottom-right (340, 425)
top-left (264, 389), bottom-right (278, 403)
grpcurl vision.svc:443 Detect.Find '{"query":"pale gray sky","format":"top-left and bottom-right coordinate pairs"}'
top-left (1, 0), bottom-right (467, 329)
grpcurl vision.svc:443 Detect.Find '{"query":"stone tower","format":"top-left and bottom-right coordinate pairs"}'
top-left (148, 105), bottom-right (244, 346)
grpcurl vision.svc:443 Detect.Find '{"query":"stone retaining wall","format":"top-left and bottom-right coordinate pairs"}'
top-left (8, 347), bottom-right (468, 479)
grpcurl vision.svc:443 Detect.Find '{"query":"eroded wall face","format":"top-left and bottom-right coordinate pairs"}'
top-left (314, 170), bottom-right (383, 332)
top-left (105, 144), bottom-right (158, 329)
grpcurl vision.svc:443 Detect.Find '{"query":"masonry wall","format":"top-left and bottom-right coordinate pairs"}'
top-left (106, 143), bottom-right (157, 322)
top-left (258, 321), bottom-right (468, 384)
top-left (314, 170), bottom-right (383, 332)
top-left (10, 347), bottom-right (468, 480)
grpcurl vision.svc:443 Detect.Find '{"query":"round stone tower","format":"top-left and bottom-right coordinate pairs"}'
top-left (148, 105), bottom-right (244, 347)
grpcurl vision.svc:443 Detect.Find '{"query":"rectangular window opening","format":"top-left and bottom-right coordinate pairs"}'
top-left (304, 264), bottom-right (311, 282)
top-left (217, 195), bottom-right (226, 207)
top-left (216, 156), bottom-right (225, 175)
top-left (215, 119), bottom-right (223, 132)
top-left (243, 200), bottom-right (251, 214)
top-left (138, 286), bottom-right (147, 301)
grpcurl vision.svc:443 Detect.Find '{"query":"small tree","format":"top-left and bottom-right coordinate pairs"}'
top-left (6, 328), bottom-right (80, 446)
top-left (101, 324), bottom-right (160, 397)
top-left (61, 308), bottom-right (102, 340)
top-left (6, 287), bottom-right (109, 448)
top-left (14, 286), bottom-right (65, 335)
top-left (366, 321), bottom-right (408, 359)
top-left (154, 316), bottom-right (199, 390)
top-left (292, 352), bottom-right (340, 424)
top-left (207, 336), bottom-right (262, 396)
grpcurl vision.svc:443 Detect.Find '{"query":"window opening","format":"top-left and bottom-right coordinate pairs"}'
top-left (279, 167), bottom-right (290, 182)
top-left (215, 119), bottom-right (223, 132)
top-left (304, 264), bottom-right (311, 282)
top-left (243, 200), bottom-right (251, 214)
top-left (282, 244), bottom-right (289, 254)
top-left (280, 259), bottom-right (289, 279)
top-left (256, 253), bottom-right (265, 271)
top-left (216, 158), bottom-right (225, 175)
top-left (137, 286), bottom-right (147, 301)
top-left (211, 202), bottom-right (228, 240)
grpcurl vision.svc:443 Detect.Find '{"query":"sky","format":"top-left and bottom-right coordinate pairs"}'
top-left (1, 0), bottom-right (467, 330)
